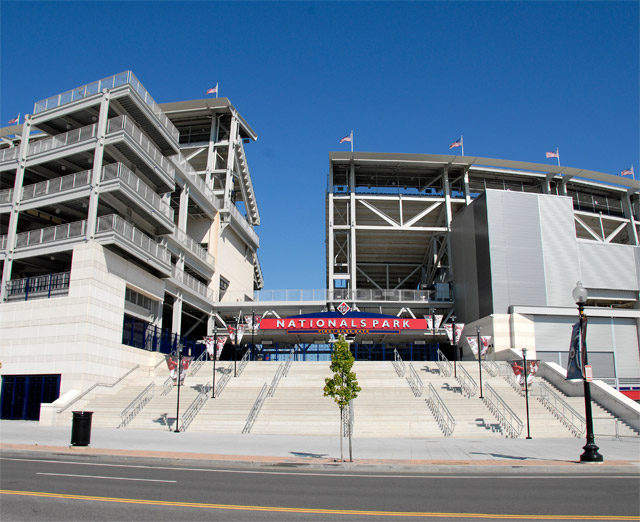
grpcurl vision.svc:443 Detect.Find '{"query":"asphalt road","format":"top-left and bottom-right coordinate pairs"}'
top-left (1, 453), bottom-right (638, 521)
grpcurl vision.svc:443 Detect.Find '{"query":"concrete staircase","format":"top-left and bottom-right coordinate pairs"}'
top-left (79, 361), bottom-right (637, 438)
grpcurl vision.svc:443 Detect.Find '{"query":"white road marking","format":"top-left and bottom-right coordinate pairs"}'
top-left (36, 472), bottom-right (176, 483)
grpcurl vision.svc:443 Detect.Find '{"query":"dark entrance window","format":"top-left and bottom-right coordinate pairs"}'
top-left (1, 374), bottom-right (61, 420)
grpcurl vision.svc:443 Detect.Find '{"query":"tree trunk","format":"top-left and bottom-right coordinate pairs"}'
top-left (339, 406), bottom-right (344, 462)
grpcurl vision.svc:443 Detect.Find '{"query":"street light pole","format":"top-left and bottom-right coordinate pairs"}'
top-left (211, 326), bottom-right (217, 399)
top-left (430, 307), bottom-right (436, 359)
top-left (174, 346), bottom-right (182, 432)
top-left (573, 281), bottom-right (604, 462)
top-left (452, 315), bottom-right (457, 378)
top-left (476, 326), bottom-right (483, 399)
top-left (252, 309), bottom-right (255, 360)
top-left (522, 347), bottom-right (532, 439)
top-left (234, 320), bottom-right (238, 378)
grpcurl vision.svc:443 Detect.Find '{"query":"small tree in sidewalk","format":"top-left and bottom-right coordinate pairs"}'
top-left (323, 335), bottom-right (361, 462)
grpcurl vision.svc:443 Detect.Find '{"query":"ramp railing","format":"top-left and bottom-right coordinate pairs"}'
top-left (436, 349), bottom-right (453, 377)
top-left (268, 363), bottom-right (286, 397)
top-left (483, 383), bottom-right (523, 438)
top-left (118, 382), bottom-right (155, 429)
top-left (243, 383), bottom-right (269, 434)
top-left (392, 349), bottom-right (406, 377)
top-left (213, 363), bottom-right (234, 397)
top-left (482, 360), bottom-right (499, 377)
top-left (425, 383), bottom-right (456, 436)
top-left (283, 349), bottom-right (295, 376)
top-left (179, 383), bottom-right (211, 432)
top-left (456, 364), bottom-right (478, 398)
top-left (406, 363), bottom-right (424, 397)
top-left (188, 350), bottom-right (208, 377)
top-left (538, 382), bottom-right (585, 437)
top-left (237, 349), bottom-right (250, 377)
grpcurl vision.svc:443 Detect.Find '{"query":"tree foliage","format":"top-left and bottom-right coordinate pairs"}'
top-left (323, 335), bottom-right (361, 407)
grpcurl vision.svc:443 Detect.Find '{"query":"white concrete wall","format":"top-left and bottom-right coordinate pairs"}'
top-left (0, 243), bottom-right (161, 398)
top-left (216, 226), bottom-right (254, 301)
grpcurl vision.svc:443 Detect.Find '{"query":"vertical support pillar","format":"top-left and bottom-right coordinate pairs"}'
top-left (443, 167), bottom-right (454, 283)
top-left (86, 91), bottom-right (111, 239)
top-left (224, 116), bottom-right (239, 210)
top-left (622, 193), bottom-right (638, 246)
top-left (172, 290), bottom-right (183, 336)
top-left (349, 161), bottom-right (357, 293)
top-left (0, 116), bottom-right (33, 301)
top-left (205, 113), bottom-right (219, 188)
top-left (328, 164), bottom-right (335, 292)
top-left (463, 167), bottom-right (471, 205)
top-left (178, 185), bottom-right (189, 232)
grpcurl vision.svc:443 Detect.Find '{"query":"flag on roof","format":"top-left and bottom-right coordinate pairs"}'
top-left (8, 114), bottom-right (19, 124)
top-left (206, 83), bottom-right (218, 95)
top-left (340, 133), bottom-right (352, 143)
top-left (449, 137), bottom-right (462, 149)
top-left (546, 150), bottom-right (559, 158)
top-left (620, 166), bottom-right (634, 177)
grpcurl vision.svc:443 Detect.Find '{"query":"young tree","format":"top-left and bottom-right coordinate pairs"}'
top-left (323, 335), bottom-right (361, 462)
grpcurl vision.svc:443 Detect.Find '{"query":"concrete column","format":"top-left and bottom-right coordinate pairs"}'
top-left (0, 116), bottom-right (32, 301)
top-left (224, 116), bottom-right (239, 210)
top-left (86, 91), bottom-right (111, 239)
top-left (205, 113), bottom-right (219, 187)
top-left (622, 193), bottom-right (638, 245)
top-left (463, 167), bottom-right (471, 205)
top-left (443, 167), bottom-right (454, 282)
top-left (328, 163), bottom-right (335, 290)
top-left (178, 185), bottom-right (189, 232)
top-left (172, 291), bottom-right (183, 335)
top-left (349, 162), bottom-right (357, 292)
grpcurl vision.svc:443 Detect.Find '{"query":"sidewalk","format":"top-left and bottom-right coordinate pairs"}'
top-left (1, 420), bottom-right (639, 471)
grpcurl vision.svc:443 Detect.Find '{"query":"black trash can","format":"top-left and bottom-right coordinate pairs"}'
top-left (70, 411), bottom-right (93, 446)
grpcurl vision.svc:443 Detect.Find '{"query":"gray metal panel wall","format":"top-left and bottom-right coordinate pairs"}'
top-left (613, 319), bottom-right (640, 379)
top-left (578, 242), bottom-right (639, 292)
top-left (538, 195), bottom-right (580, 307)
top-left (474, 196), bottom-right (493, 319)
top-left (485, 190), bottom-right (547, 314)
top-left (451, 199), bottom-right (482, 323)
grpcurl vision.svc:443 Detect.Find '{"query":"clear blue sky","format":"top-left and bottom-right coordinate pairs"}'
top-left (2, 1), bottom-right (638, 290)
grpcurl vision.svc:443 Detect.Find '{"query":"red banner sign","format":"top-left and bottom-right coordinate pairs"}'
top-left (260, 313), bottom-right (427, 334)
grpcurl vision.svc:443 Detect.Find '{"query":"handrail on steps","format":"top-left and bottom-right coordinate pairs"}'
top-left (538, 382), bottom-right (585, 437)
top-left (57, 365), bottom-right (140, 413)
top-left (436, 349), bottom-right (453, 377)
top-left (456, 364), bottom-right (478, 398)
top-left (118, 382), bottom-right (155, 429)
top-left (392, 348), bottom-right (406, 377)
top-left (243, 383), bottom-right (269, 434)
top-left (180, 382), bottom-right (211, 432)
top-left (425, 383), bottom-right (456, 436)
top-left (483, 383), bottom-right (523, 438)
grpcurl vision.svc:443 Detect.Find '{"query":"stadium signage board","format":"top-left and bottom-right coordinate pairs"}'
top-left (260, 312), bottom-right (427, 335)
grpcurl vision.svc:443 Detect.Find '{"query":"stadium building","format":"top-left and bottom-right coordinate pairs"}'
top-left (1, 71), bottom-right (639, 425)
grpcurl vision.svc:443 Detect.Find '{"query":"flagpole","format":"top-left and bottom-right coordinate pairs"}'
top-left (461, 135), bottom-right (464, 156)
top-left (216, 82), bottom-right (218, 99)
top-left (351, 130), bottom-right (353, 153)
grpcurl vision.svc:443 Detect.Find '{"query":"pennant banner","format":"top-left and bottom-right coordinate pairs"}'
top-left (236, 324), bottom-right (246, 344)
top-left (566, 322), bottom-right (582, 380)
top-left (424, 315), bottom-right (433, 330)
top-left (510, 359), bottom-right (540, 387)
top-left (434, 314), bottom-right (444, 330)
top-left (216, 336), bottom-right (227, 360)
top-left (244, 314), bottom-right (263, 332)
top-left (444, 323), bottom-right (464, 344)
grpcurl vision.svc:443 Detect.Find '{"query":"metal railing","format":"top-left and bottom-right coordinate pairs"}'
top-left (436, 349), bottom-right (453, 378)
top-left (171, 227), bottom-right (214, 266)
top-left (161, 376), bottom-right (174, 396)
top-left (0, 146), bottom-right (19, 163)
top-left (268, 363), bottom-right (286, 397)
top-left (5, 272), bottom-right (71, 301)
top-left (392, 348), bottom-right (406, 377)
top-left (504, 369), bottom-right (524, 396)
top-left (171, 265), bottom-right (214, 300)
top-left (180, 382), bottom-right (211, 432)
top-left (225, 288), bottom-right (447, 303)
top-left (214, 364), bottom-right (234, 397)
top-left (283, 349), bottom-right (295, 376)
top-left (0, 234), bottom-right (6, 251)
top-left (188, 350), bottom-right (208, 377)
top-left (33, 70), bottom-right (180, 142)
top-left (406, 363), bottom-right (424, 397)
top-left (456, 364), bottom-right (478, 398)
top-left (28, 123), bottom-right (97, 157)
top-left (425, 383), bottom-right (456, 436)
top-left (106, 115), bottom-right (175, 179)
top-left (15, 219), bottom-right (87, 248)
top-left (537, 382), bottom-right (585, 437)
top-left (22, 169), bottom-right (90, 201)
top-left (483, 383), bottom-right (524, 438)
top-left (57, 365), bottom-right (139, 413)
top-left (227, 203), bottom-right (259, 246)
top-left (0, 187), bottom-right (12, 203)
top-left (237, 349), bottom-right (250, 377)
top-left (171, 154), bottom-right (223, 211)
top-left (243, 383), bottom-right (269, 434)
top-left (118, 382), bottom-right (155, 429)
top-left (97, 214), bottom-right (171, 265)
top-left (102, 163), bottom-right (174, 220)
top-left (482, 360), bottom-right (499, 377)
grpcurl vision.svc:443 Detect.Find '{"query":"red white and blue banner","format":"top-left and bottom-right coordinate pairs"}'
top-left (259, 311), bottom-right (427, 335)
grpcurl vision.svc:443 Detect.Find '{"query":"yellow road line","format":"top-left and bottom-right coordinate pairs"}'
top-left (1, 490), bottom-right (638, 520)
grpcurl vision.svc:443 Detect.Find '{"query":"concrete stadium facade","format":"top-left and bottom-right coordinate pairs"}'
top-left (1, 71), bottom-right (639, 422)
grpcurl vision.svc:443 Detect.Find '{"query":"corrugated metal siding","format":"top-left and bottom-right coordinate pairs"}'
top-left (486, 190), bottom-right (546, 314)
top-left (539, 195), bottom-right (580, 307)
top-left (578, 242), bottom-right (639, 291)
